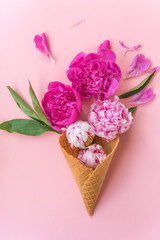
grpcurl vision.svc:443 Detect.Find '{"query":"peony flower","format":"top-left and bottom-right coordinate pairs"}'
top-left (77, 144), bottom-right (107, 169)
top-left (66, 121), bottom-right (95, 149)
top-left (42, 82), bottom-right (82, 131)
top-left (34, 33), bottom-right (55, 63)
top-left (66, 40), bottom-right (121, 100)
top-left (88, 97), bottom-right (133, 141)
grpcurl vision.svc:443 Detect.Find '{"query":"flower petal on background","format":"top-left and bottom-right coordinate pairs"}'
top-left (125, 54), bottom-right (151, 78)
top-left (147, 66), bottom-right (160, 73)
top-left (34, 33), bottom-right (55, 63)
top-left (127, 88), bottom-right (155, 106)
top-left (70, 18), bottom-right (86, 28)
top-left (119, 41), bottom-right (141, 52)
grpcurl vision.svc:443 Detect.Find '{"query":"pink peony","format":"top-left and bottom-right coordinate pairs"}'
top-left (66, 121), bottom-right (95, 149)
top-left (42, 82), bottom-right (82, 131)
top-left (77, 144), bottom-right (107, 169)
top-left (66, 40), bottom-right (121, 100)
top-left (88, 97), bottom-right (133, 141)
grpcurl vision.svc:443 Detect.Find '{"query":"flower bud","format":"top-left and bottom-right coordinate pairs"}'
top-left (66, 121), bottom-right (95, 149)
top-left (77, 144), bottom-right (107, 169)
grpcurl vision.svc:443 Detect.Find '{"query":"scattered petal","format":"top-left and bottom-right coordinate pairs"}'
top-left (70, 19), bottom-right (86, 28)
top-left (34, 33), bottom-right (55, 63)
top-left (147, 66), bottom-right (160, 73)
top-left (119, 41), bottom-right (141, 52)
top-left (125, 54), bottom-right (151, 78)
top-left (127, 88), bottom-right (155, 106)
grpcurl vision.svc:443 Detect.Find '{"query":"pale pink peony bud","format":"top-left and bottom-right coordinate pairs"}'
top-left (66, 121), bottom-right (95, 149)
top-left (77, 144), bottom-right (107, 169)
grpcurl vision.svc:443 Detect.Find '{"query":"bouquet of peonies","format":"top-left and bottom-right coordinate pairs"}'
top-left (0, 36), bottom-right (158, 215)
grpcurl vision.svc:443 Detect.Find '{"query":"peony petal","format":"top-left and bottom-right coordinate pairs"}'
top-left (147, 66), bottom-right (160, 73)
top-left (98, 40), bottom-right (110, 50)
top-left (97, 40), bottom-right (116, 62)
top-left (99, 92), bottom-right (109, 101)
top-left (55, 108), bottom-right (79, 126)
top-left (125, 54), bottom-right (151, 78)
top-left (48, 81), bottom-right (65, 91)
top-left (127, 88), bottom-right (155, 106)
top-left (69, 52), bottom-right (86, 67)
top-left (106, 78), bottom-right (119, 96)
top-left (119, 41), bottom-right (141, 52)
top-left (98, 49), bottom-right (116, 62)
top-left (66, 68), bottom-right (77, 82)
top-left (85, 53), bottom-right (100, 61)
top-left (34, 33), bottom-right (55, 63)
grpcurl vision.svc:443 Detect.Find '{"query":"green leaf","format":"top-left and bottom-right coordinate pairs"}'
top-left (119, 71), bottom-right (156, 99)
top-left (28, 81), bottom-right (50, 126)
top-left (7, 86), bottom-right (39, 120)
top-left (0, 119), bottom-right (61, 136)
top-left (129, 107), bottom-right (137, 114)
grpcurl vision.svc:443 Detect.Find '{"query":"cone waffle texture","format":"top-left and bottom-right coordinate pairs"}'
top-left (59, 133), bottom-right (119, 216)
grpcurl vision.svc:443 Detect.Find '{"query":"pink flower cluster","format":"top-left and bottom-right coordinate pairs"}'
top-left (39, 39), bottom-right (156, 134)
top-left (88, 97), bottom-right (133, 141)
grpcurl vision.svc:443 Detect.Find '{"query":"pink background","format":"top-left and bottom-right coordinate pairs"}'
top-left (0, 0), bottom-right (160, 239)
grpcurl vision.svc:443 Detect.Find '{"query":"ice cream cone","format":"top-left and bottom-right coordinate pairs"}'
top-left (59, 133), bottom-right (119, 216)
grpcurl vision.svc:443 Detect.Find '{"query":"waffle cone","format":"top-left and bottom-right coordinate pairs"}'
top-left (59, 133), bottom-right (119, 216)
